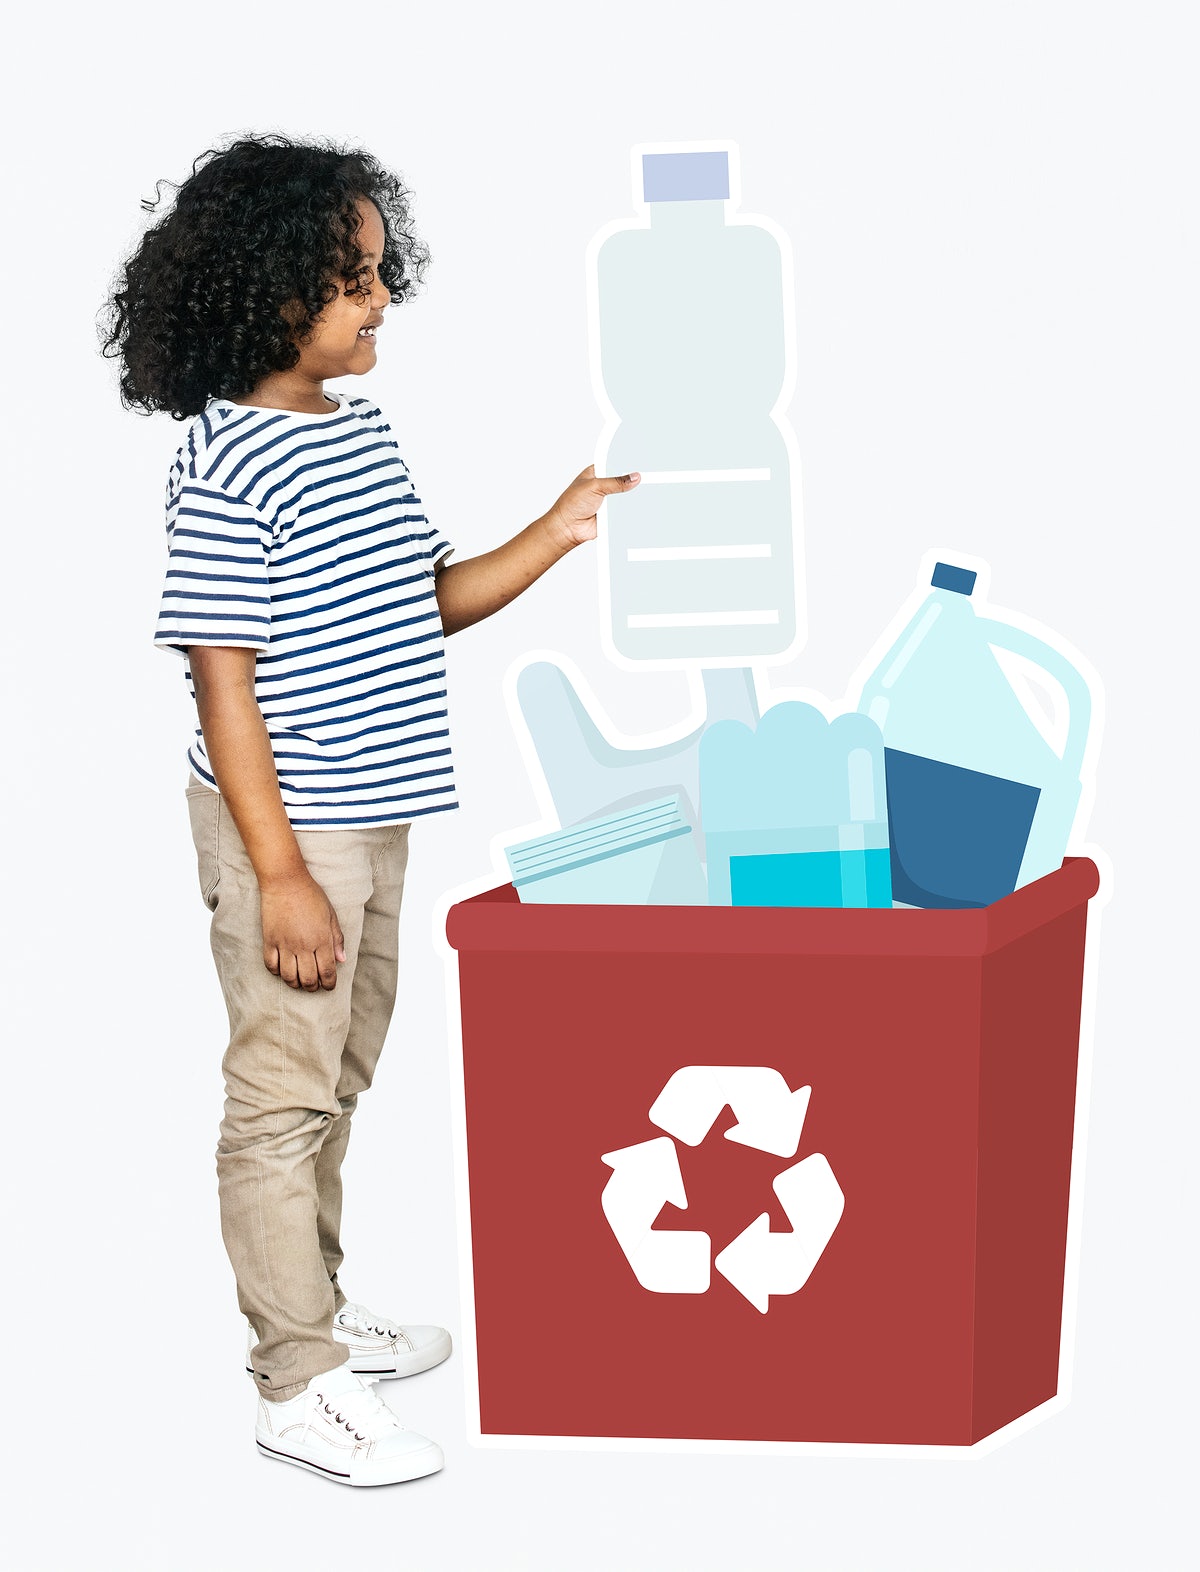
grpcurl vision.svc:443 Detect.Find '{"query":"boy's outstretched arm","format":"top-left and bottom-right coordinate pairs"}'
top-left (434, 466), bottom-right (639, 636)
top-left (188, 645), bottom-right (347, 991)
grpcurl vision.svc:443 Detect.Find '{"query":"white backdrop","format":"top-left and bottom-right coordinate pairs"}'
top-left (4, 2), bottom-right (1196, 1567)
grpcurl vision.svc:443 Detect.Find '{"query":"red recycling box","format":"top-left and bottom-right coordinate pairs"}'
top-left (445, 857), bottom-right (1100, 1448)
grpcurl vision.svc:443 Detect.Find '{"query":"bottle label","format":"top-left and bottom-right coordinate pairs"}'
top-left (885, 749), bottom-right (1041, 909)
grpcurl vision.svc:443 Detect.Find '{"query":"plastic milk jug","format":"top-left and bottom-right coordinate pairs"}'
top-left (857, 562), bottom-right (1092, 908)
top-left (591, 146), bottom-right (798, 664)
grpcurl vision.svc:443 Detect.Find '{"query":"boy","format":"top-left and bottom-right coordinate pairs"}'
top-left (104, 133), bottom-right (637, 1486)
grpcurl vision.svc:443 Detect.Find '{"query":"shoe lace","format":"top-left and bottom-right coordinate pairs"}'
top-left (312, 1375), bottom-right (400, 1443)
top-left (341, 1303), bottom-right (402, 1339)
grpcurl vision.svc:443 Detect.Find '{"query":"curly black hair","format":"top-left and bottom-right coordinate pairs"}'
top-left (101, 133), bottom-right (430, 419)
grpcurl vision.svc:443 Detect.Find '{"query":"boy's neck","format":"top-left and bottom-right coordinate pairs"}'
top-left (231, 370), bottom-right (339, 415)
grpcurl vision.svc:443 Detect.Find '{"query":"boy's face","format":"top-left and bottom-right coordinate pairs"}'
top-left (293, 198), bottom-right (390, 381)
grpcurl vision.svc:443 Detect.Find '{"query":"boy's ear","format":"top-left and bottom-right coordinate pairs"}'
top-left (280, 296), bottom-right (323, 346)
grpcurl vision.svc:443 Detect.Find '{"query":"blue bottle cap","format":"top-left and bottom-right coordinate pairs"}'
top-left (931, 561), bottom-right (977, 596)
top-left (642, 151), bottom-right (730, 203)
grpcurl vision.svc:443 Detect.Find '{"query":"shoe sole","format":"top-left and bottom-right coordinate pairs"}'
top-left (256, 1436), bottom-right (444, 1487)
top-left (246, 1329), bottom-right (453, 1382)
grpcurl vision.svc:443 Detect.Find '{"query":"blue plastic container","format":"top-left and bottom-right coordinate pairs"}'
top-left (700, 702), bottom-right (892, 909)
top-left (857, 562), bottom-right (1092, 909)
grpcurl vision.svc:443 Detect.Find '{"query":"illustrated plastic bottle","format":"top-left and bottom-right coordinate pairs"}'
top-left (857, 562), bottom-right (1092, 908)
top-left (590, 144), bottom-right (800, 665)
top-left (700, 703), bottom-right (892, 909)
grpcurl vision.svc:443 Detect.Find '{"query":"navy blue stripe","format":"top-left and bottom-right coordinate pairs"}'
top-left (270, 529), bottom-right (431, 584)
top-left (255, 615), bottom-right (442, 674)
top-left (252, 435), bottom-right (379, 508)
top-left (270, 499), bottom-right (426, 567)
top-left (165, 568), bottom-right (270, 586)
top-left (172, 526), bottom-right (267, 549)
top-left (271, 740), bottom-right (451, 771)
top-left (208, 414), bottom-right (291, 486)
top-left (269, 770), bottom-right (455, 797)
top-left (162, 632), bottom-right (265, 647)
top-left (287, 800), bottom-right (458, 827)
top-left (239, 419), bottom-right (365, 489)
top-left (265, 594), bottom-right (436, 648)
top-left (160, 588), bottom-right (269, 606)
top-left (176, 501), bottom-right (270, 535)
top-left (291, 693), bottom-right (449, 744)
top-left (269, 558), bottom-right (428, 612)
top-left (165, 556), bottom-right (264, 575)
top-left (204, 407), bottom-right (259, 449)
top-left (256, 667), bottom-right (447, 718)
top-left (251, 650), bottom-right (445, 703)
top-left (258, 444), bottom-right (402, 512)
top-left (266, 458), bottom-right (413, 521)
top-left (161, 609), bottom-right (270, 626)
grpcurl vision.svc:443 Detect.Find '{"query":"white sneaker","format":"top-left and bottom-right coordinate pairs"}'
top-left (255, 1361), bottom-right (443, 1487)
top-left (333, 1302), bottom-right (453, 1378)
top-left (246, 1302), bottom-right (452, 1381)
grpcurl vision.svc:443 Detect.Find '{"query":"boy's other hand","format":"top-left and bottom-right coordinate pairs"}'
top-left (546, 465), bottom-right (640, 550)
top-left (260, 871), bottom-right (347, 990)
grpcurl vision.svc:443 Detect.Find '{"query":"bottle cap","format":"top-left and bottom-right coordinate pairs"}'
top-left (642, 151), bottom-right (730, 203)
top-left (931, 562), bottom-right (977, 596)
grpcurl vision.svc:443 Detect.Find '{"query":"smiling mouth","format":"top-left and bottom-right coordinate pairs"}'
top-left (358, 326), bottom-right (377, 340)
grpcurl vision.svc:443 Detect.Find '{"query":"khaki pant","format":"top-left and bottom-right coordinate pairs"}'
top-left (187, 779), bottom-right (410, 1401)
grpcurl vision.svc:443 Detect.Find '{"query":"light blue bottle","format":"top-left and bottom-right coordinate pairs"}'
top-left (857, 562), bottom-right (1093, 908)
top-left (591, 145), bottom-right (799, 664)
top-left (700, 703), bottom-right (892, 908)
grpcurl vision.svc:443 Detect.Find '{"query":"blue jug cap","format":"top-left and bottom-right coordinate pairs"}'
top-left (642, 151), bottom-right (730, 203)
top-left (931, 562), bottom-right (977, 596)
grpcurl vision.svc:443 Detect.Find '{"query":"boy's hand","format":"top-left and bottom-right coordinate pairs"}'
top-left (433, 465), bottom-right (640, 636)
top-left (545, 465), bottom-right (640, 550)
top-left (259, 870), bottom-right (347, 990)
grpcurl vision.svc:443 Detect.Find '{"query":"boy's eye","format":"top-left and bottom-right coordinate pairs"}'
top-left (344, 265), bottom-right (375, 299)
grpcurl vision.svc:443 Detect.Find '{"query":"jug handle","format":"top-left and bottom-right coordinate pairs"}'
top-left (974, 616), bottom-right (1092, 779)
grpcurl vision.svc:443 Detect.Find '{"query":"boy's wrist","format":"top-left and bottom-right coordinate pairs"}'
top-left (255, 856), bottom-right (312, 894)
top-left (539, 507), bottom-right (583, 558)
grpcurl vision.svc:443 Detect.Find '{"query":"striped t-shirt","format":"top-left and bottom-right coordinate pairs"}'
top-left (155, 392), bottom-right (458, 827)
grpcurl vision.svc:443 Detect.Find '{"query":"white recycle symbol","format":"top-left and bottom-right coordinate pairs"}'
top-left (600, 1066), bottom-right (845, 1314)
